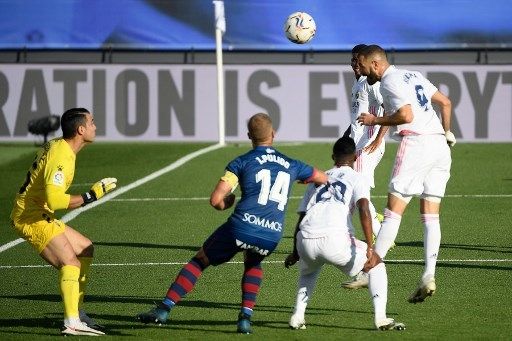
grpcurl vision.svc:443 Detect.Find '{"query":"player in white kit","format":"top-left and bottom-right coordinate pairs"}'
top-left (284, 136), bottom-right (405, 331)
top-left (343, 44), bottom-right (388, 239)
top-left (356, 45), bottom-right (456, 304)
top-left (341, 44), bottom-right (390, 290)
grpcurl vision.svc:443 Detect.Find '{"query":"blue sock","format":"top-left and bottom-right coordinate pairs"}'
top-left (241, 307), bottom-right (253, 317)
top-left (159, 298), bottom-right (176, 311)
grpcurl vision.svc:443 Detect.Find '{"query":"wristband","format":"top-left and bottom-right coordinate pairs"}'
top-left (81, 191), bottom-right (96, 206)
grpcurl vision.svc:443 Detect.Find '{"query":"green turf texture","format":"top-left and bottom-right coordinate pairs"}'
top-left (0, 142), bottom-right (511, 340)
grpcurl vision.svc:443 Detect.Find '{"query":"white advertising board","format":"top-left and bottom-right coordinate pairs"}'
top-left (0, 64), bottom-right (510, 142)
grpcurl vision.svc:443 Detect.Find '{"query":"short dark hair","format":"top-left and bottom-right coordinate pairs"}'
top-left (333, 136), bottom-right (356, 158)
top-left (61, 108), bottom-right (90, 138)
top-left (351, 44), bottom-right (367, 55)
top-left (359, 44), bottom-right (387, 60)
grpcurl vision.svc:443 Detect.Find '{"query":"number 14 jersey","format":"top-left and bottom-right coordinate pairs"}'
top-left (225, 146), bottom-right (315, 244)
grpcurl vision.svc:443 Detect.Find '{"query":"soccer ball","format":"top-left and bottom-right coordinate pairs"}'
top-left (284, 12), bottom-right (316, 44)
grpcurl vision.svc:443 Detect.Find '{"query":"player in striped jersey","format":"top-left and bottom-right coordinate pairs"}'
top-left (357, 45), bottom-right (455, 304)
top-left (136, 113), bottom-right (328, 334)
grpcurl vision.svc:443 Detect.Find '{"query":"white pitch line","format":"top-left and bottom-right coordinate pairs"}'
top-left (110, 194), bottom-right (512, 202)
top-left (0, 143), bottom-right (224, 254)
top-left (1, 259), bottom-right (511, 269)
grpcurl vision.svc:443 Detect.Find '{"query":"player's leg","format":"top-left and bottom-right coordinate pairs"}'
top-left (363, 252), bottom-right (405, 330)
top-left (369, 261), bottom-right (405, 331)
top-left (409, 137), bottom-right (450, 303)
top-left (40, 233), bottom-right (81, 325)
top-left (137, 249), bottom-right (210, 324)
top-left (408, 197), bottom-right (441, 304)
top-left (290, 268), bottom-right (320, 330)
top-left (368, 200), bottom-right (382, 237)
top-left (237, 251), bottom-right (265, 334)
top-left (290, 236), bottom-right (323, 330)
top-left (342, 239), bottom-right (405, 330)
top-left (374, 193), bottom-right (410, 259)
top-left (62, 225), bottom-right (102, 329)
top-left (356, 148), bottom-right (385, 237)
top-left (374, 136), bottom-right (420, 258)
top-left (368, 262), bottom-right (388, 323)
top-left (421, 197), bottom-right (441, 277)
top-left (340, 238), bottom-right (370, 289)
top-left (408, 196), bottom-right (442, 303)
top-left (39, 223), bottom-right (104, 336)
top-left (137, 223), bottom-right (235, 325)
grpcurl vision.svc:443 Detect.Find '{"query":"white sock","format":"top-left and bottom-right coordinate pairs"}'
top-left (293, 270), bottom-right (320, 316)
top-left (375, 208), bottom-right (401, 258)
top-left (368, 263), bottom-right (387, 323)
top-left (422, 213), bottom-right (441, 279)
top-left (64, 317), bottom-right (81, 328)
top-left (369, 200), bottom-right (381, 236)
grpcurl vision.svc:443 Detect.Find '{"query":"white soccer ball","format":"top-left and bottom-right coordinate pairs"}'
top-left (284, 12), bottom-right (316, 44)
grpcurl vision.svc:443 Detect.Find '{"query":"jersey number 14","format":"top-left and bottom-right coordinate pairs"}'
top-left (256, 169), bottom-right (290, 211)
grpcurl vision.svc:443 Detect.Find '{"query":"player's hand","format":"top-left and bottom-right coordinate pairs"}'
top-left (224, 193), bottom-right (236, 209)
top-left (363, 250), bottom-right (382, 272)
top-left (82, 177), bottom-right (117, 206)
top-left (285, 253), bottom-right (299, 268)
top-left (363, 139), bottom-right (381, 154)
top-left (357, 113), bottom-right (376, 126)
top-left (445, 131), bottom-right (456, 147)
top-left (366, 246), bottom-right (374, 260)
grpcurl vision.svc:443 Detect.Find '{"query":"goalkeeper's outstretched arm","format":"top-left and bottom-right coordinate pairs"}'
top-left (80, 178), bottom-right (118, 207)
top-left (46, 177), bottom-right (118, 210)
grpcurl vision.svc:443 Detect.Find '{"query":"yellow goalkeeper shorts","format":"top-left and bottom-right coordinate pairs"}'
top-left (11, 217), bottom-right (66, 254)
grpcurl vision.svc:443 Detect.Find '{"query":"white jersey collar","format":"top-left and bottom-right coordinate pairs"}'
top-left (382, 65), bottom-right (397, 79)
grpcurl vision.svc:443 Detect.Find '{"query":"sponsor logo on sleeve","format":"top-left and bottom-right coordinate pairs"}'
top-left (52, 171), bottom-right (64, 186)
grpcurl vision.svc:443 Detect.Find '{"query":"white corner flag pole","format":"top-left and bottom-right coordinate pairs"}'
top-left (213, 0), bottom-right (226, 146)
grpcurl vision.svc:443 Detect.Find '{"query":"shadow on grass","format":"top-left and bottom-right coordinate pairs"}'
top-left (94, 241), bottom-right (293, 256)
top-left (0, 315), bottom-right (139, 336)
top-left (0, 317), bottom-right (59, 336)
top-left (94, 241), bottom-right (199, 252)
top-left (0, 294), bottom-right (370, 315)
top-left (0, 294), bottom-right (372, 327)
top-left (386, 260), bottom-right (512, 271)
top-left (0, 296), bottom-right (377, 334)
top-left (397, 241), bottom-right (512, 254)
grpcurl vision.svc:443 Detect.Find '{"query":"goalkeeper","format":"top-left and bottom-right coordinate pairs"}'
top-left (10, 108), bottom-right (117, 336)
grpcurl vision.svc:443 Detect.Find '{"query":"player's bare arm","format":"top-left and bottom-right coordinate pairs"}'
top-left (431, 91), bottom-right (452, 132)
top-left (364, 124), bottom-right (390, 153)
top-left (210, 180), bottom-right (236, 210)
top-left (358, 104), bottom-right (413, 126)
top-left (432, 91), bottom-right (456, 147)
top-left (306, 168), bottom-right (328, 185)
top-left (356, 198), bottom-right (373, 247)
top-left (363, 251), bottom-right (382, 273)
top-left (285, 212), bottom-right (306, 268)
top-left (358, 197), bottom-right (382, 272)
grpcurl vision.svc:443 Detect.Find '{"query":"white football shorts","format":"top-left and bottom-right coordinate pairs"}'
top-left (297, 231), bottom-right (367, 278)
top-left (355, 142), bottom-right (385, 188)
top-left (389, 134), bottom-right (451, 197)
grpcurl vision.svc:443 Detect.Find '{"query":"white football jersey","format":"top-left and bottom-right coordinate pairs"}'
top-left (297, 166), bottom-right (370, 238)
top-left (380, 65), bottom-right (445, 135)
top-left (348, 76), bottom-right (385, 150)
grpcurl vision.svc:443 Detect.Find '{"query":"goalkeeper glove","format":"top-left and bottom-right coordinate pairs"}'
top-left (445, 131), bottom-right (456, 147)
top-left (81, 177), bottom-right (117, 206)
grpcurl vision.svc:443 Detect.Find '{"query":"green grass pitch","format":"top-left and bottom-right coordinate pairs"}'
top-left (0, 141), bottom-right (511, 340)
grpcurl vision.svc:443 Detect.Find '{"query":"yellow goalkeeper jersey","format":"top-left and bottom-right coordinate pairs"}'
top-left (10, 138), bottom-right (75, 223)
